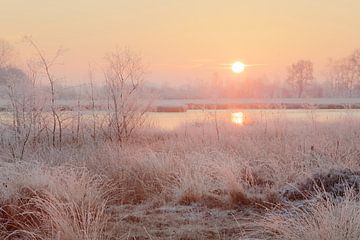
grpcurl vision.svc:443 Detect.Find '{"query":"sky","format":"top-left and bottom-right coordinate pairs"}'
top-left (1, 0), bottom-right (360, 86)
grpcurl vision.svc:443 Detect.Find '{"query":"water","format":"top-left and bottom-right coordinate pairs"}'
top-left (147, 109), bottom-right (360, 130)
top-left (2, 109), bottom-right (360, 131)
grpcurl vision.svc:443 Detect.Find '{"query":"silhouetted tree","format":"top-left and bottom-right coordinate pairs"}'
top-left (286, 60), bottom-right (314, 98)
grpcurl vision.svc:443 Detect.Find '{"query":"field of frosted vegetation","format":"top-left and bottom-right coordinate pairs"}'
top-left (1, 111), bottom-right (360, 239)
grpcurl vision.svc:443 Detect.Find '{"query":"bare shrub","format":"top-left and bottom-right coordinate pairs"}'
top-left (103, 48), bottom-right (151, 142)
top-left (2, 63), bottom-right (45, 161)
top-left (24, 36), bottom-right (65, 148)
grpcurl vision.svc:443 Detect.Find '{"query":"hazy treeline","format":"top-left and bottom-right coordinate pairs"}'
top-left (1, 39), bottom-right (360, 100)
top-left (154, 50), bottom-right (360, 99)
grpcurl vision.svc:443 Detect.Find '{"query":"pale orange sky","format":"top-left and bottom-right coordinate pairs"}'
top-left (1, 0), bottom-right (360, 85)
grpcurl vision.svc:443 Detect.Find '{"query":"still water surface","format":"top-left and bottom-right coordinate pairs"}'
top-left (1, 109), bottom-right (359, 131)
top-left (147, 109), bottom-right (360, 130)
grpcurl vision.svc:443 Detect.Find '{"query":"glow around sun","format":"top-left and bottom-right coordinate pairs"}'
top-left (232, 61), bottom-right (245, 73)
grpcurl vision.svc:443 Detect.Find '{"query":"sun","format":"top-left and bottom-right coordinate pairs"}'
top-left (232, 61), bottom-right (245, 73)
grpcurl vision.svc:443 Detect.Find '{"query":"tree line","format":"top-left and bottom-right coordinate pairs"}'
top-left (155, 49), bottom-right (360, 99)
top-left (287, 49), bottom-right (360, 98)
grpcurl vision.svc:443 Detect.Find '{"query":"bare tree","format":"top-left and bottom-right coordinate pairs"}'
top-left (24, 36), bottom-right (65, 148)
top-left (286, 60), bottom-right (314, 98)
top-left (328, 49), bottom-right (360, 97)
top-left (104, 48), bottom-right (150, 142)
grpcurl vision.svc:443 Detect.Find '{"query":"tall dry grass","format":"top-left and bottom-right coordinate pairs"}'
top-left (0, 163), bottom-right (113, 239)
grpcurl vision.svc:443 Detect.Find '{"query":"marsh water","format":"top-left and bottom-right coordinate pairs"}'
top-left (147, 109), bottom-right (360, 130)
top-left (1, 109), bottom-right (360, 131)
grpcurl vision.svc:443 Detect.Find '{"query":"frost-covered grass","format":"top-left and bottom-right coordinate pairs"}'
top-left (1, 116), bottom-right (360, 239)
top-left (246, 192), bottom-right (360, 240)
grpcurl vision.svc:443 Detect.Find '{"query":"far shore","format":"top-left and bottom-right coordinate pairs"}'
top-left (1, 98), bottom-right (360, 112)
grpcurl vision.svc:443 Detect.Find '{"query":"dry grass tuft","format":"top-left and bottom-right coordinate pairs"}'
top-left (0, 187), bottom-right (44, 240)
top-left (246, 192), bottom-right (360, 240)
top-left (0, 164), bottom-right (113, 240)
top-left (282, 168), bottom-right (360, 202)
top-left (33, 191), bottom-right (111, 240)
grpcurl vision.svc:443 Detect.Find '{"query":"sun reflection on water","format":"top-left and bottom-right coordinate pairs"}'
top-left (231, 112), bottom-right (245, 125)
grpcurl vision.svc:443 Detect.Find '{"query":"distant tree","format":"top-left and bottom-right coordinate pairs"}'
top-left (328, 49), bottom-right (360, 97)
top-left (0, 40), bottom-right (30, 105)
top-left (0, 67), bottom-right (28, 86)
top-left (0, 40), bottom-right (16, 85)
top-left (0, 39), bottom-right (13, 68)
top-left (286, 60), bottom-right (314, 98)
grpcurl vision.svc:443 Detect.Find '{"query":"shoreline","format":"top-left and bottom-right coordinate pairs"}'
top-left (1, 97), bottom-right (360, 112)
